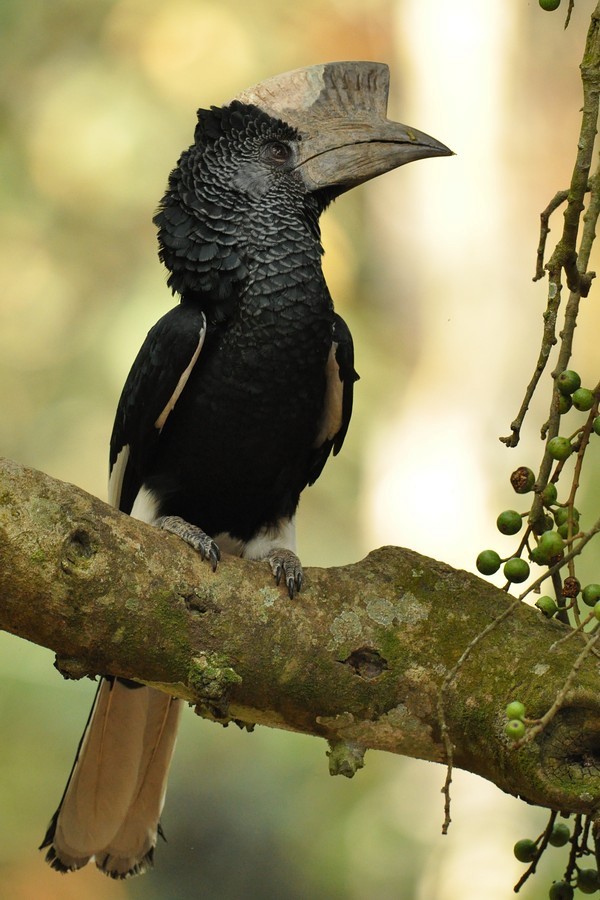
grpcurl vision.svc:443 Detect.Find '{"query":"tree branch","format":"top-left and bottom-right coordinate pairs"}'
top-left (2, 457), bottom-right (600, 813)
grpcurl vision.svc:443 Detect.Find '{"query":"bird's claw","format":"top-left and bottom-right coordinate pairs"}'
top-left (199, 537), bottom-right (221, 572)
top-left (267, 549), bottom-right (303, 599)
top-left (157, 515), bottom-right (221, 572)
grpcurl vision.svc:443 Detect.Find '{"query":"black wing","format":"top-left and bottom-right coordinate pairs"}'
top-left (307, 313), bottom-right (359, 487)
top-left (109, 304), bottom-right (207, 514)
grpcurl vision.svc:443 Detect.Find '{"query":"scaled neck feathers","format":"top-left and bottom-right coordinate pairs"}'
top-left (154, 102), bottom-right (326, 324)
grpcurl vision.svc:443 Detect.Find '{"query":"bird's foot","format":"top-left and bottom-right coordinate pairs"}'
top-left (267, 548), bottom-right (303, 599)
top-left (156, 516), bottom-right (220, 571)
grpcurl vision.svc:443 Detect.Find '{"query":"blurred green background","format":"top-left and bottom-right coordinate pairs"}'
top-left (1, 1), bottom-right (599, 898)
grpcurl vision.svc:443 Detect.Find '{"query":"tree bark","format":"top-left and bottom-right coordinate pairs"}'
top-left (1, 457), bottom-right (599, 815)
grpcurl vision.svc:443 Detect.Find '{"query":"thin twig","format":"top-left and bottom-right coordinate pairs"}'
top-left (593, 818), bottom-right (600, 874)
top-left (564, 384), bottom-right (600, 579)
top-left (499, 278), bottom-right (560, 448)
top-left (534, 190), bottom-right (570, 281)
top-left (513, 631), bottom-right (600, 748)
top-left (522, 515), bottom-right (600, 598)
top-left (566, 815), bottom-right (584, 886)
top-left (438, 597), bottom-right (522, 832)
top-left (565, 1), bottom-right (575, 31)
top-left (514, 811), bottom-right (558, 893)
top-left (550, 613), bottom-right (595, 650)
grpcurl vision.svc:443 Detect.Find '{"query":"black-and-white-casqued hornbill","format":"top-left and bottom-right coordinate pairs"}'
top-left (41, 61), bottom-right (451, 878)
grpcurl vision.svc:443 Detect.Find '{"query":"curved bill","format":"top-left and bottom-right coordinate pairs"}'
top-left (235, 61), bottom-right (452, 193)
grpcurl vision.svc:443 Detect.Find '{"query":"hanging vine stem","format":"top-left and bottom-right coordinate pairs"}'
top-left (515, 2), bottom-right (600, 533)
top-left (440, 2), bottom-right (600, 841)
top-left (500, 3), bottom-right (600, 451)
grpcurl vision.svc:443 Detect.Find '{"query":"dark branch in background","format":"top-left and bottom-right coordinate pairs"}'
top-left (2, 457), bottom-right (600, 814)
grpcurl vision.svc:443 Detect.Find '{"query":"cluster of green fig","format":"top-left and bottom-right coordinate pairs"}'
top-left (502, 708), bottom-right (595, 897)
top-left (506, 723), bottom-right (600, 897)
top-left (549, 369), bottom-right (600, 454)
top-left (504, 700), bottom-right (527, 742)
top-left (515, 831), bottom-right (599, 897)
top-left (492, 368), bottom-right (599, 895)
top-left (548, 877), bottom-right (600, 899)
top-left (476, 370), bottom-right (599, 618)
top-left (475, 469), bottom-right (572, 591)
top-left (513, 815), bottom-right (600, 896)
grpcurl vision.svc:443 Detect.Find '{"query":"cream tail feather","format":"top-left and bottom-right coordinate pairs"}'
top-left (41, 485), bottom-right (183, 878)
top-left (43, 467), bottom-right (296, 876)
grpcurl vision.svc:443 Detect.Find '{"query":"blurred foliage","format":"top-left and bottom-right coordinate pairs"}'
top-left (1, 1), bottom-right (598, 898)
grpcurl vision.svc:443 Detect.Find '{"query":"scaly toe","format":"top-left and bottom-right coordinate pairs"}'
top-left (157, 515), bottom-right (221, 572)
top-left (267, 548), bottom-right (303, 599)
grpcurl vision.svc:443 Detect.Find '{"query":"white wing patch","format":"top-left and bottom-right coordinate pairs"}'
top-left (212, 518), bottom-right (297, 561)
top-left (242, 517), bottom-right (297, 560)
top-left (108, 444), bottom-right (130, 509)
top-left (314, 342), bottom-right (343, 447)
top-left (154, 317), bottom-right (207, 432)
top-left (130, 486), bottom-right (161, 525)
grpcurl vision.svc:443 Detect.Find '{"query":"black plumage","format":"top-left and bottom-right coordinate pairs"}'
top-left (41, 62), bottom-right (451, 878)
top-left (112, 102), bottom-right (355, 553)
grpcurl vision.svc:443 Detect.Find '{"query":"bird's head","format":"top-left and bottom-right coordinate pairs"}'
top-left (154, 62), bottom-right (451, 310)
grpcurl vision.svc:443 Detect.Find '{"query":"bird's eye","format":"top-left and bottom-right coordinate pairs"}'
top-left (264, 141), bottom-right (292, 165)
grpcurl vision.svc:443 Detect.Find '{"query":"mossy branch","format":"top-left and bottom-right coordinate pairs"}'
top-left (2, 458), bottom-right (600, 814)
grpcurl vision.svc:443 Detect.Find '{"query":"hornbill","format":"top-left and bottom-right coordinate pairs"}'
top-left (40, 61), bottom-right (451, 878)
